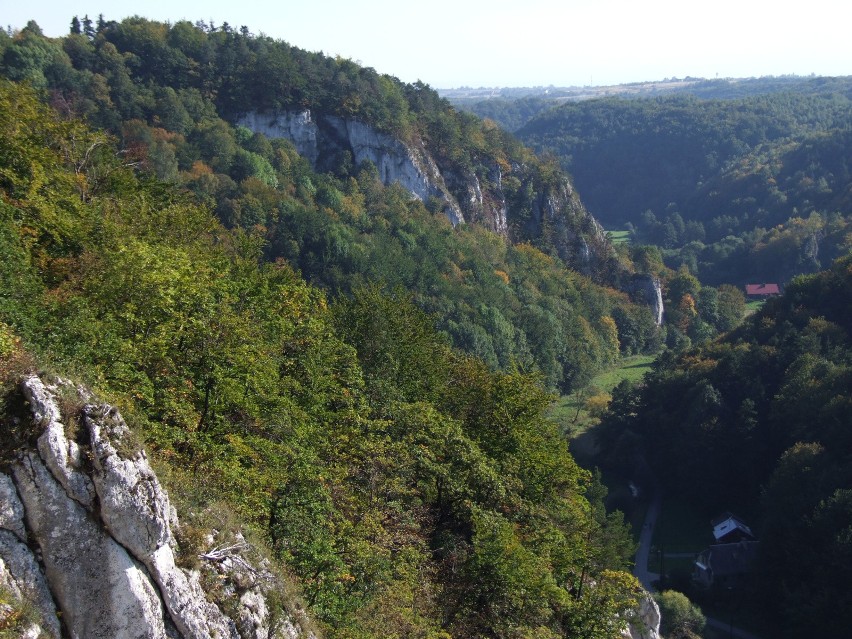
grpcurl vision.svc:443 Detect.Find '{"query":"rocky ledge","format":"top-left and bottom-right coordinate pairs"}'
top-left (0, 374), bottom-right (313, 639)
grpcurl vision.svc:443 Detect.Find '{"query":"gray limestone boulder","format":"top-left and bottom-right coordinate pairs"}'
top-left (0, 528), bottom-right (61, 638)
top-left (13, 451), bottom-right (170, 639)
top-left (84, 401), bottom-right (239, 638)
top-left (0, 375), bottom-right (313, 639)
top-left (0, 473), bottom-right (27, 541)
top-left (23, 376), bottom-right (96, 507)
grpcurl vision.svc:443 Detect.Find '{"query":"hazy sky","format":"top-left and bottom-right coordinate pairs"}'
top-left (5, 0), bottom-right (850, 88)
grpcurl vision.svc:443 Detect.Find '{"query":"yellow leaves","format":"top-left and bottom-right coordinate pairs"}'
top-left (599, 315), bottom-right (620, 357)
top-left (514, 242), bottom-right (556, 270)
top-left (584, 393), bottom-right (612, 420)
top-left (680, 354), bottom-right (717, 375)
top-left (676, 293), bottom-right (697, 332)
top-left (0, 322), bottom-right (18, 359)
top-left (494, 269), bottom-right (510, 284)
top-left (188, 160), bottom-right (212, 178)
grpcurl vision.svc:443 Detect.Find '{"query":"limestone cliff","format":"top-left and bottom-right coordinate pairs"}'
top-left (521, 172), bottom-right (614, 277)
top-left (0, 375), bottom-right (314, 639)
top-left (237, 110), bottom-right (614, 276)
top-left (238, 110), bottom-right (465, 226)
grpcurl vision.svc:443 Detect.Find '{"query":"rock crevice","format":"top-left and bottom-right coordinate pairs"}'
top-left (0, 375), bottom-right (312, 639)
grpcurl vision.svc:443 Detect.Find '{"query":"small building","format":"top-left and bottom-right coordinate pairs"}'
top-left (693, 541), bottom-right (760, 589)
top-left (694, 513), bottom-right (759, 590)
top-left (712, 512), bottom-right (756, 544)
top-left (745, 283), bottom-right (780, 297)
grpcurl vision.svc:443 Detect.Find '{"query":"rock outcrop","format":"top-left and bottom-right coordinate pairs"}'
top-left (0, 375), bottom-right (313, 639)
top-left (621, 592), bottom-right (662, 639)
top-left (625, 274), bottom-right (665, 326)
top-left (239, 109), bottom-right (617, 277)
top-left (238, 110), bottom-right (465, 225)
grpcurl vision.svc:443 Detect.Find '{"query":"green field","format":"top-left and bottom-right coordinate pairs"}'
top-left (549, 353), bottom-right (656, 453)
top-left (549, 354), bottom-right (655, 428)
top-left (745, 298), bottom-right (765, 315)
top-left (590, 354), bottom-right (655, 391)
top-left (607, 229), bottom-right (632, 245)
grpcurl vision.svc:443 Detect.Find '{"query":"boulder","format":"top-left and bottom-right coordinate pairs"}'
top-left (0, 375), bottom-right (314, 639)
top-left (13, 451), bottom-right (171, 639)
top-left (0, 526), bottom-right (61, 638)
top-left (621, 592), bottom-right (662, 639)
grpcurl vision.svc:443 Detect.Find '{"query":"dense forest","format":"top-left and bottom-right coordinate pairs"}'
top-left (4, 13), bottom-right (851, 639)
top-left (0, 18), bottom-right (661, 639)
top-left (455, 76), bottom-right (852, 637)
top-left (597, 255), bottom-right (852, 637)
top-left (457, 81), bottom-right (852, 287)
top-left (0, 17), bottom-right (670, 394)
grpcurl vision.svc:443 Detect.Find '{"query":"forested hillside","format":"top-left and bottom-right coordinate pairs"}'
top-left (0, 75), bottom-right (654, 638)
top-left (0, 17), bottom-right (665, 393)
top-left (598, 255), bottom-right (852, 637)
top-left (512, 86), bottom-right (852, 286)
top-left (0, 11), bottom-right (675, 636)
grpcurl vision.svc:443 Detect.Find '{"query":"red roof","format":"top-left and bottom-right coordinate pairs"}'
top-left (745, 283), bottom-right (780, 296)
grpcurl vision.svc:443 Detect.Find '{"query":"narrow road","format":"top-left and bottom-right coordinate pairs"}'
top-left (633, 484), bottom-right (661, 590)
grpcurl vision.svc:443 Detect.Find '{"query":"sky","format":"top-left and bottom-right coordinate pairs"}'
top-left (4, 0), bottom-right (851, 88)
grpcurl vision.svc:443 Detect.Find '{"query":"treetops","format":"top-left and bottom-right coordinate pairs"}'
top-left (1, 17), bottom-right (666, 392)
top-left (0, 71), bottom-right (643, 638)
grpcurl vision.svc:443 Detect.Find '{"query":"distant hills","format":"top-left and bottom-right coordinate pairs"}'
top-left (442, 75), bottom-right (852, 130)
top-left (451, 75), bottom-right (852, 287)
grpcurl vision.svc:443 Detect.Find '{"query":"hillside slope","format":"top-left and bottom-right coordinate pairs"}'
top-left (0, 18), bottom-right (663, 392)
top-left (514, 88), bottom-right (852, 285)
top-left (0, 75), bottom-right (655, 639)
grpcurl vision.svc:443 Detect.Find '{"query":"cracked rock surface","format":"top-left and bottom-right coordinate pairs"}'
top-left (0, 375), bottom-right (312, 639)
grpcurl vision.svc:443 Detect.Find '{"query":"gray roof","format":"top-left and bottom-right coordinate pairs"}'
top-left (706, 541), bottom-right (760, 576)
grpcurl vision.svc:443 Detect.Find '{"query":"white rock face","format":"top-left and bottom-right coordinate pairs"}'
top-left (86, 404), bottom-right (173, 554)
top-left (239, 589), bottom-right (271, 639)
top-left (238, 110), bottom-right (319, 165)
top-left (0, 473), bottom-right (27, 540)
top-left (0, 528), bottom-right (61, 638)
top-left (0, 470), bottom-right (60, 638)
top-left (84, 403), bottom-right (238, 639)
top-left (1, 375), bottom-right (313, 639)
top-left (13, 451), bottom-right (170, 639)
top-left (237, 110), bottom-right (465, 226)
top-left (23, 376), bottom-right (96, 507)
top-left (238, 110), bottom-right (614, 275)
top-left (626, 274), bottom-right (665, 326)
top-left (621, 592), bottom-right (662, 639)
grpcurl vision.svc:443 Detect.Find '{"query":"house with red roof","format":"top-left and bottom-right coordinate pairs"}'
top-left (745, 283), bottom-right (780, 297)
